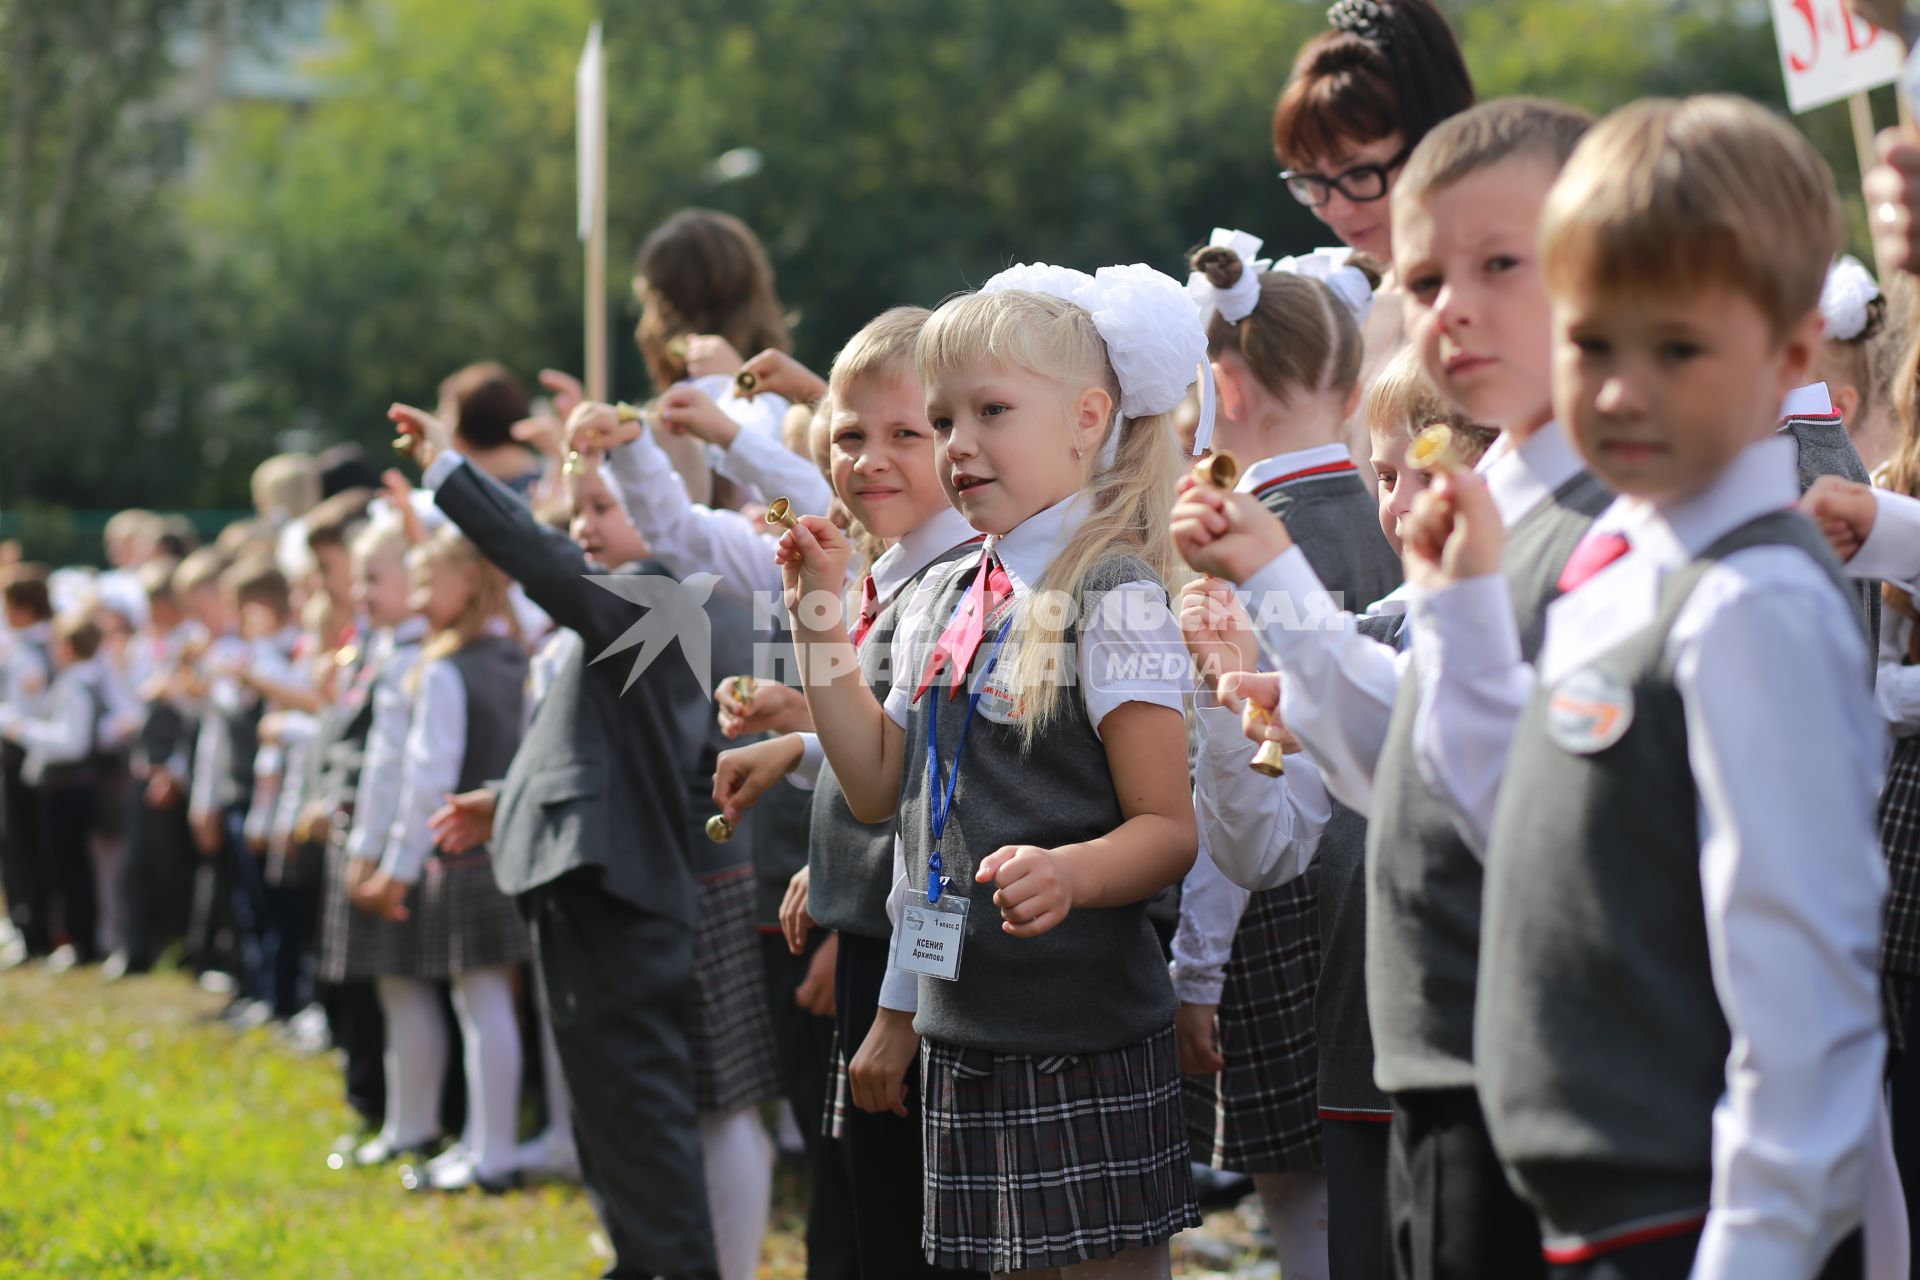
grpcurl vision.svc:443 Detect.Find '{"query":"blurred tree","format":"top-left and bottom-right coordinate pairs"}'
top-left (3, 0), bottom-right (1900, 548)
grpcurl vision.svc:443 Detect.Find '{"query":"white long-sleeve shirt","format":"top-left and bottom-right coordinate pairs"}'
top-left (0, 658), bottom-right (104, 784)
top-left (1875, 594), bottom-right (1920, 738)
top-left (344, 625), bottom-right (426, 867)
top-left (379, 651), bottom-right (464, 885)
top-left (1418, 435), bottom-right (1901, 1280)
top-left (1171, 703), bottom-right (1335, 1005)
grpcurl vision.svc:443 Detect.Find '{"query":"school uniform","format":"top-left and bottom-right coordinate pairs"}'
top-left (877, 493), bottom-right (1201, 1273)
top-left (118, 621), bottom-right (201, 971)
top-left (429, 452), bottom-right (723, 1280)
top-left (1429, 436), bottom-right (1898, 1279)
top-left (1177, 444), bottom-right (1402, 1184)
top-left (785, 505), bottom-right (984, 1280)
top-left (1, 621), bottom-right (53, 956)
top-left (371, 633), bottom-right (530, 979)
top-left (1246, 422), bottom-right (1608, 1280)
top-left (1781, 382), bottom-right (1879, 641)
top-left (1, 655), bottom-right (110, 961)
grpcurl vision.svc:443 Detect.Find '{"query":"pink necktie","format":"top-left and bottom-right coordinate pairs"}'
top-left (1557, 532), bottom-right (1632, 593)
top-left (915, 551), bottom-right (1012, 702)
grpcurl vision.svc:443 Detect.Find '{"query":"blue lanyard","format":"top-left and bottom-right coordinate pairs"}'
top-left (924, 618), bottom-right (1013, 905)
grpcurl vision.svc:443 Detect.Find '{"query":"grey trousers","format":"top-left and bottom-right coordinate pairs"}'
top-left (525, 872), bottom-right (718, 1280)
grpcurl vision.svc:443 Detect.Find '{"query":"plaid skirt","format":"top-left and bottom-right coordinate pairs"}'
top-left (316, 838), bottom-right (380, 984)
top-left (690, 867), bottom-right (781, 1113)
top-left (921, 1025), bottom-right (1202, 1272)
top-left (1881, 735), bottom-right (1920, 983)
top-left (322, 846), bottom-right (529, 981)
top-left (1182, 868), bottom-right (1324, 1174)
top-left (822, 1023), bottom-right (850, 1139)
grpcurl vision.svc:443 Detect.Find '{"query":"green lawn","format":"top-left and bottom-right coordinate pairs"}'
top-left (0, 964), bottom-right (1265, 1278)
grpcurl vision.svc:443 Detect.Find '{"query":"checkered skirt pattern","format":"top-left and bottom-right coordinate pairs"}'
top-left (321, 846), bottom-right (529, 981)
top-left (920, 1025), bottom-right (1201, 1273)
top-left (690, 868), bottom-right (781, 1113)
top-left (822, 1023), bottom-right (850, 1139)
top-left (1182, 867), bottom-right (1325, 1174)
top-left (1881, 735), bottom-right (1920, 984)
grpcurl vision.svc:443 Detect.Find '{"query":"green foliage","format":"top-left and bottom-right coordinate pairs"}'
top-left (0, 0), bottom-right (1904, 542)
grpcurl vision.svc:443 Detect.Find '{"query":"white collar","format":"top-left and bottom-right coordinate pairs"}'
top-left (986, 492), bottom-right (1094, 598)
top-left (1364, 580), bottom-right (1415, 616)
top-left (20, 622), bottom-right (51, 644)
top-left (1590, 435), bottom-right (1799, 569)
top-left (869, 506), bottom-right (980, 604)
top-left (1480, 420), bottom-right (1588, 527)
top-left (1234, 442), bottom-right (1356, 493)
top-left (1779, 381), bottom-right (1834, 421)
top-left (392, 616), bottom-right (430, 646)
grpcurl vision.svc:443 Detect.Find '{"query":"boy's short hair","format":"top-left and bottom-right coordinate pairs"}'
top-left (828, 307), bottom-right (933, 397)
top-left (304, 488), bottom-right (375, 555)
top-left (155, 515), bottom-right (201, 558)
top-left (139, 557), bottom-right (180, 606)
top-left (1, 565), bottom-right (52, 621)
top-left (1396, 97), bottom-right (1595, 211)
top-left (54, 612), bottom-right (102, 661)
top-left (251, 454), bottom-right (322, 521)
top-left (1364, 345), bottom-right (1499, 463)
top-left (222, 558), bottom-right (293, 620)
top-left (439, 362), bottom-right (530, 450)
top-left (104, 509), bottom-right (160, 552)
top-left (1539, 95), bottom-right (1842, 339)
top-left (172, 547), bottom-right (228, 598)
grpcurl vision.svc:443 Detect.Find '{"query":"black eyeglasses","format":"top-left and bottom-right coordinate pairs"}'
top-left (1278, 144), bottom-right (1413, 207)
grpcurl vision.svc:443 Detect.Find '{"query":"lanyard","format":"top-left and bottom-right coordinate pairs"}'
top-left (924, 618), bottom-right (1013, 905)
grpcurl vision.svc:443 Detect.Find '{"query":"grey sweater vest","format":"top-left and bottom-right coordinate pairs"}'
top-left (807, 543), bottom-right (979, 940)
top-left (1366, 469), bottom-right (1611, 1094)
top-left (897, 553), bottom-right (1178, 1054)
top-left (1782, 415), bottom-right (1879, 646)
top-left (444, 635), bottom-right (528, 855)
top-left (1250, 468), bottom-right (1403, 1114)
top-left (1476, 510), bottom-right (1855, 1244)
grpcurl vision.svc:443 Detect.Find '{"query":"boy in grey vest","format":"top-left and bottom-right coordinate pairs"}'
top-left (1406, 96), bottom-right (1896, 1279)
top-left (1174, 98), bottom-right (1603, 1280)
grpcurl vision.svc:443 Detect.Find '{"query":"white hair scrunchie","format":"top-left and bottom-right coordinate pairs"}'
top-left (1186, 227), bottom-right (1271, 327)
top-left (1821, 253), bottom-right (1881, 343)
top-left (981, 260), bottom-right (1215, 460)
top-left (1273, 245), bottom-right (1376, 324)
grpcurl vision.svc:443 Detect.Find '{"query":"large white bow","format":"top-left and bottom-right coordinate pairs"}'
top-left (1186, 227), bottom-right (1272, 327)
top-left (1822, 253), bottom-right (1881, 343)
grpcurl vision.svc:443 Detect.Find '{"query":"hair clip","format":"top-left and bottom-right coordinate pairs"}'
top-left (1327, 0), bottom-right (1392, 49)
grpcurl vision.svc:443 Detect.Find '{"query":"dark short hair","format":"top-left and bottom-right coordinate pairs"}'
top-left (439, 362), bottom-right (530, 450)
top-left (1272, 0), bottom-right (1474, 166)
top-left (1, 566), bottom-right (52, 621)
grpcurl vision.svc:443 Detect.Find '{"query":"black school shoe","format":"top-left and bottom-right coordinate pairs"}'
top-left (399, 1157), bottom-right (523, 1196)
top-left (347, 1133), bottom-right (442, 1168)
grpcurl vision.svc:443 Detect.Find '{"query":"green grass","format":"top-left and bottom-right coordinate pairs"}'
top-left (0, 966), bottom-right (633, 1279)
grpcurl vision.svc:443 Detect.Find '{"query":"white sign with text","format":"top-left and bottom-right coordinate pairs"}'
top-left (1771, 0), bottom-right (1901, 113)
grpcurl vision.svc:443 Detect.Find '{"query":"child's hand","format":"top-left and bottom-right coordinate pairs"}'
top-left (1175, 1002), bottom-right (1225, 1075)
top-left (712, 734), bottom-right (805, 826)
top-left (684, 334), bottom-right (746, 380)
top-left (388, 403), bottom-right (452, 468)
top-left (737, 349), bottom-right (827, 406)
top-left (716, 677), bottom-right (811, 738)
top-left (657, 386), bottom-right (739, 448)
top-left (1800, 475), bottom-right (1877, 563)
top-left (344, 856), bottom-right (375, 896)
top-left (976, 845), bottom-right (1073, 937)
top-left (379, 470), bottom-right (428, 545)
top-left (429, 788), bottom-right (497, 854)
top-left (1177, 576), bottom-right (1256, 693)
top-left (538, 368), bottom-right (587, 422)
top-left (565, 401), bottom-right (639, 456)
top-left (145, 767), bottom-right (182, 809)
top-left (774, 515), bottom-right (853, 626)
top-left (190, 808), bottom-right (222, 857)
top-left (352, 868), bottom-right (411, 922)
top-left (510, 414), bottom-right (565, 461)
top-left (794, 931), bottom-right (837, 1017)
top-left (1218, 671), bottom-right (1298, 752)
top-left (1170, 479), bottom-right (1295, 584)
top-left (1401, 469), bottom-right (1504, 591)
top-left (779, 864), bottom-right (815, 955)
top-left (850, 1007), bottom-right (919, 1118)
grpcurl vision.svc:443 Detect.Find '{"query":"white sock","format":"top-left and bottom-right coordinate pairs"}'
top-left (1253, 1169), bottom-right (1330, 1280)
top-left (450, 965), bottom-right (523, 1179)
top-left (698, 1105), bottom-right (772, 1280)
top-left (374, 975), bottom-right (446, 1147)
top-left (531, 954), bottom-right (575, 1165)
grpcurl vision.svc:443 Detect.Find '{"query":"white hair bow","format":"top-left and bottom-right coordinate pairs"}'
top-left (982, 261), bottom-right (1217, 460)
top-left (1821, 254), bottom-right (1881, 342)
top-left (1186, 227), bottom-right (1272, 327)
top-left (1273, 246), bottom-right (1376, 324)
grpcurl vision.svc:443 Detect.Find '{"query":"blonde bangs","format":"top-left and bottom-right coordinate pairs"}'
top-left (916, 289), bottom-right (1118, 403)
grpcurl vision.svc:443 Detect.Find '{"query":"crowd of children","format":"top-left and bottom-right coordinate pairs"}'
top-left (15, 1), bottom-right (1920, 1277)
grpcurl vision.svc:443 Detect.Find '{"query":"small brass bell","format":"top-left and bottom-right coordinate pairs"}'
top-left (734, 369), bottom-right (759, 396)
top-left (1407, 424), bottom-right (1465, 475)
top-left (705, 814), bottom-right (736, 843)
top-left (731, 674), bottom-right (758, 704)
top-left (765, 497), bottom-right (799, 531)
top-left (1190, 450), bottom-right (1240, 489)
top-left (1245, 704), bottom-right (1288, 777)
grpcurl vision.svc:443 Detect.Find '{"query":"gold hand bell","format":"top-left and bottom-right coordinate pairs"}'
top-left (1407, 424), bottom-right (1467, 475)
top-left (734, 369), bottom-right (759, 396)
top-left (765, 497), bottom-right (799, 531)
top-left (1244, 705), bottom-right (1288, 777)
top-left (706, 814), bottom-right (736, 843)
top-left (1190, 450), bottom-right (1240, 490)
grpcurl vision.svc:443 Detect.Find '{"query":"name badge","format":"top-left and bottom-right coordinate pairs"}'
top-left (1545, 666), bottom-right (1634, 755)
top-left (892, 893), bottom-right (970, 982)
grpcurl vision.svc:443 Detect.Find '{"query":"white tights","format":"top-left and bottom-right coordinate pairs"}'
top-left (374, 967), bottom-right (523, 1176)
top-left (1254, 1169), bottom-right (1330, 1280)
top-left (698, 1105), bottom-right (772, 1280)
